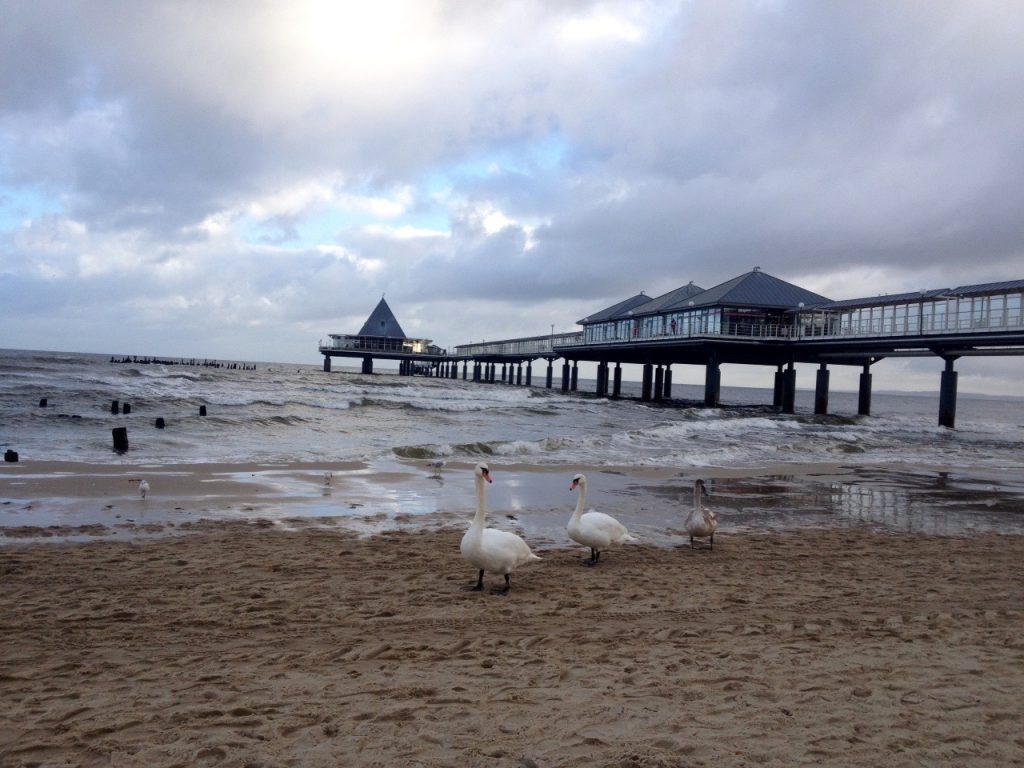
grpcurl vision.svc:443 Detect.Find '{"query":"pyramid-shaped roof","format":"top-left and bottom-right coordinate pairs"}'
top-left (689, 269), bottom-right (830, 309)
top-left (357, 297), bottom-right (407, 338)
top-left (578, 293), bottom-right (653, 325)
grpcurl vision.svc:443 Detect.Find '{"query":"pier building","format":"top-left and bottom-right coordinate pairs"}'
top-left (320, 270), bottom-right (1024, 428)
top-left (319, 297), bottom-right (445, 374)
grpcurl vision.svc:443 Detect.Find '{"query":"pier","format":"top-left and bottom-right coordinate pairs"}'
top-left (321, 270), bottom-right (1024, 428)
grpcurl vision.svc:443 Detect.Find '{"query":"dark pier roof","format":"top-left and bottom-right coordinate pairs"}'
top-left (689, 269), bottom-right (830, 309)
top-left (579, 293), bottom-right (653, 324)
top-left (357, 297), bottom-right (407, 338)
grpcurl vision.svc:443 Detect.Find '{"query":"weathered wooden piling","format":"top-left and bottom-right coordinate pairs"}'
top-left (858, 364), bottom-right (873, 416)
top-left (38, 398), bottom-right (47, 408)
top-left (641, 363), bottom-right (653, 401)
top-left (111, 399), bottom-right (120, 414)
top-left (155, 417), bottom-right (166, 429)
top-left (112, 427), bottom-right (129, 453)
top-left (199, 405), bottom-right (207, 416)
top-left (814, 363), bottom-right (830, 415)
top-left (122, 403), bottom-right (132, 415)
top-left (939, 357), bottom-right (958, 429)
top-left (4, 449), bottom-right (18, 463)
top-left (781, 363), bottom-right (796, 414)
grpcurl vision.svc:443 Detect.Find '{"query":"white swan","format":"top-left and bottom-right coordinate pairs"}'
top-left (686, 479), bottom-right (717, 550)
top-left (460, 462), bottom-right (541, 594)
top-left (568, 473), bottom-right (636, 565)
top-left (138, 479), bottom-right (150, 499)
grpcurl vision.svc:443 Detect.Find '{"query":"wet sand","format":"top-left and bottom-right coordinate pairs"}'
top-left (2, 514), bottom-right (1023, 766)
top-left (4, 458), bottom-right (1021, 545)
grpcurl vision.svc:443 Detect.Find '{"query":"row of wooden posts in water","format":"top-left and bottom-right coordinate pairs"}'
top-left (30, 396), bottom-right (208, 455)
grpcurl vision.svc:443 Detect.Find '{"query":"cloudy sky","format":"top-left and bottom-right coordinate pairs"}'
top-left (2, 1), bottom-right (1022, 394)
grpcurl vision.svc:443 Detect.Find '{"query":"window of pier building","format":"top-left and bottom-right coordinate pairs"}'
top-left (720, 307), bottom-right (790, 337)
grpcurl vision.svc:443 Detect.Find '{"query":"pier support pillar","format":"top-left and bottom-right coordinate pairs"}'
top-left (570, 361), bottom-right (579, 391)
top-left (516, 364), bottom-right (523, 385)
top-left (546, 360), bottom-right (553, 388)
top-left (323, 356), bottom-right (331, 373)
top-left (463, 362), bottom-right (468, 380)
top-left (814, 363), bottom-right (830, 415)
top-left (939, 357), bottom-right (959, 429)
top-left (561, 362), bottom-right (570, 392)
top-left (641, 364), bottom-right (653, 401)
top-left (361, 356), bottom-right (373, 375)
top-left (526, 362), bottom-right (532, 386)
top-left (663, 366), bottom-right (672, 400)
top-left (654, 365), bottom-right (664, 401)
top-left (595, 362), bottom-right (606, 396)
top-left (782, 363), bottom-right (796, 414)
top-left (858, 364), bottom-right (872, 416)
top-left (704, 361), bottom-right (720, 407)
top-left (501, 364), bottom-right (507, 383)
top-left (613, 364), bottom-right (622, 398)
top-left (773, 364), bottom-right (783, 408)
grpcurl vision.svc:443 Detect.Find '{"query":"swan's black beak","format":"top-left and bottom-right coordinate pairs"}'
top-left (482, 469), bottom-right (492, 483)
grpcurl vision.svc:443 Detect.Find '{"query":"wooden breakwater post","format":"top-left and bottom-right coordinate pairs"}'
top-left (122, 403), bottom-right (132, 415)
top-left (199, 405), bottom-right (207, 416)
top-left (111, 400), bottom-right (120, 414)
top-left (112, 427), bottom-right (129, 453)
top-left (4, 449), bottom-right (18, 463)
top-left (155, 417), bottom-right (166, 429)
top-left (39, 398), bottom-right (48, 408)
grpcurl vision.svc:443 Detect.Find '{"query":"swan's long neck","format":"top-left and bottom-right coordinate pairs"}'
top-left (688, 485), bottom-right (702, 522)
top-left (572, 478), bottom-right (587, 521)
top-left (469, 473), bottom-right (487, 539)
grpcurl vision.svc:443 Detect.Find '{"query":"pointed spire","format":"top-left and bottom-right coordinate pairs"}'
top-left (357, 297), bottom-right (407, 338)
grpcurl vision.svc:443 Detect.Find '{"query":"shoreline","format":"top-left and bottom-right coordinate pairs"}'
top-left (3, 457), bottom-right (1024, 545)
top-left (2, 525), bottom-right (1022, 766)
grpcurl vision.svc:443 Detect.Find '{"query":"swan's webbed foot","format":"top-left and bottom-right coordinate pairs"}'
top-left (463, 570), bottom-right (485, 591)
top-left (490, 574), bottom-right (511, 595)
top-left (580, 548), bottom-right (600, 566)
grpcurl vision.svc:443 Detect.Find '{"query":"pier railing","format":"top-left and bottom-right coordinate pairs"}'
top-left (453, 332), bottom-right (584, 358)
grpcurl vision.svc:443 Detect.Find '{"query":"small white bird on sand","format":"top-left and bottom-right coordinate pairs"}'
top-left (427, 459), bottom-right (446, 474)
top-left (139, 480), bottom-right (150, 499)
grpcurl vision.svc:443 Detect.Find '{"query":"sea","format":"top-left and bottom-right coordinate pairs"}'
top-left (2, 348), bottom-right (1023, 541)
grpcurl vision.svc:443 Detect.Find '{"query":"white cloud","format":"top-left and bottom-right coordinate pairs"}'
top-left (1, 1), bottom-right (1023, 393)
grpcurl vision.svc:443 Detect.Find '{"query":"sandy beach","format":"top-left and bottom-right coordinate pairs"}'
top-left (2, 468), bottom-right (1023, 768)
